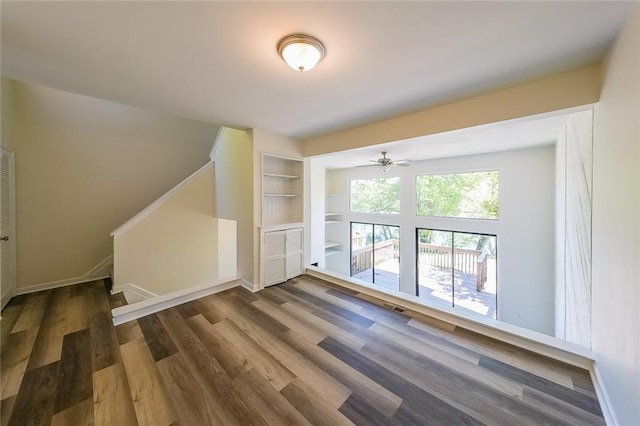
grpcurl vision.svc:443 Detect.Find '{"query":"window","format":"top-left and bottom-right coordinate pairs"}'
top-left (416, 171), bottom-right (499, 219)
top-left (350, 177), bottom-right (400, 214)
top-left (416, 228), bottom-right (497, 319)
top-left (351, 222), bottom-right (400, 290)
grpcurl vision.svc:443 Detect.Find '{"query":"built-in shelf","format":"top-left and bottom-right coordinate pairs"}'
top-left (262, 154), bottom-right (303, 226)
top-left (325, 194), bottom-right (342, 197)
top-left (325, 241), bottom-right (342, 249)
top-left (325, 219), bottom-right (342, 224)
top-left (325, 212), bottom-right (341, 216)
top-left (263, 173), bottom-right (300, 179)
top-left (325, 248), bottom-right (342, 257)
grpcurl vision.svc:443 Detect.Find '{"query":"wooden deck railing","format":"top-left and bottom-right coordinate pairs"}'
top-left (352, 240), bottom-right (488, 291)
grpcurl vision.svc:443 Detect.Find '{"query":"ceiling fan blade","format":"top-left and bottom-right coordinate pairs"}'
top-left (394, 162), bottom-right (411, 167)
top-left (368, 159), bottom-right (380, 164)
top-left (393, 159), bottom-right (411, 164)
top-left (355, 164), bottom-right (379, 168)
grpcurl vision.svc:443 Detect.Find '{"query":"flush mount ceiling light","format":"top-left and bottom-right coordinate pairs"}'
top-left (277, 34), bottom-right (326, 72)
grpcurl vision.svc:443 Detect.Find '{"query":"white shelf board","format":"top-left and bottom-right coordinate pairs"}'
top-left (325, 248), bottom-right (342, 256)
top-left (263, 194), bottom-right (300, 197)
top-left (324, 241), bottom-right (342, 249)
top-left (325, 220), bottom-right (342, 224)
top-left (325, 212), bottom-right (341, 216)
top-left (263, 173), bottom-right (300, 179)
top-left (325, 194), bottom-right (343, 197)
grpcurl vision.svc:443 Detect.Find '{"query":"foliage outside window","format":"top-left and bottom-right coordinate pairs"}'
top-left (416, 171), bottom-right (499, 219)
top-left (350, 177), bottom-right (400, 214)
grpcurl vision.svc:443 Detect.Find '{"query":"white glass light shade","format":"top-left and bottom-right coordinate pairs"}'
top-left (277, 34), bottom-right (325, 72)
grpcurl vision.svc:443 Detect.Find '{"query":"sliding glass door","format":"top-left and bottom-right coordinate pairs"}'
top-left (416, 228), bottom-right (497, 318)
top-left (351, 222), bottom-right (400, 291)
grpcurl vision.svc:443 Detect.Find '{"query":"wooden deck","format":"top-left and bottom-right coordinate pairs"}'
top-left (354, 259), bottom-right (497, 319)
top-left (1, 276), bottom-right (603, 425)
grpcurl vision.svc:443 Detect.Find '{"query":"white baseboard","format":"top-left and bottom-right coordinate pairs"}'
top-left (14, 255), bottom-right (114, 296)
top-left (16, 275), bottom-right (110, 296)
top-left (591, 363), bottom-right (619, 426)
top-left (88, 254), bottom-right (114, 279)
top-left (112, 283), bottom-right (157, 304)
top-left (306, 266), bottom-right (595, 369)
top-left (111, 278), bottom-right (240, 326)
top-left (1, 289), bottom-right (14, 311)
top-left (240, 279), bottom-right (260, 293)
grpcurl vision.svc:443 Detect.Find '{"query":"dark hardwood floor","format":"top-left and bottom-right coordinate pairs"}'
top-left (1, 275), bottom-right (604, 425)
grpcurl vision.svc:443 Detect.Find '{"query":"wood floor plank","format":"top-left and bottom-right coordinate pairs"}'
top-left (280, 379), bottom-right (355, 426)
top-left (64, 290), bottom-right (89, 335)
top-left (338, 393), bottom-right (391, 426)
top-left (0, 396), bottom-right (16, 426)
top-left (115, 320), bottom-right (144, 346)
top-left (26, 287), bottom-right (69, 371)
top-left (224, 312), bottom-right (352, 410)
top-left (90, 313), bottom-right (120, 372)
top-left (10, 292), bottom-right (50, 334)
top-left (211, 319), bottom-right (297, 391)
top-left (0, 305), bottom-right (25, 347)
top-left (92, 363), bottom-right (138, 426)
top-left (120, 338), bottom-right (177, 426)
top-left (280, 281), bottom-right (375, 328)
top-left (136, 314), bottom-right (178, 362)
top-left (451, 327), bottom-right (576, 388)
top-left (1, 328), bottom-right (38, 367)
top-left (279, 330), bottom-right (402, 416)
top-left (479, 356), bottom-right (603, 416)
top-left (186, 314), bottom-right (253, 379)
top-left (54, 328), bottom-right (93, 414)
top-left (269, 287), bottom-right (368, 350)
top-left (319, 336), bottom-right (483, 425)
top-left (8, 361), bottom-right (59, 426)
top-left (157, 352), bottom-right (224, 425)
top-left (252, 298), bottom-right (326, 344)
top-left (50, 398), bottom-right (94, 426)
top-left (156, 308), bottom-right (260, 425)
top-left (359, 337), bottom-right (567, 425)
top-left (1, 359), bottom-right (28, 400)
top-left (232, 368), bottom-right (311, 425)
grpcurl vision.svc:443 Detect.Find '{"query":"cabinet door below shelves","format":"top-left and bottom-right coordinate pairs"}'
top-left (285, 228), bottom-right (304, 279)
top-left (264, 231), bottom-right (287, 286)
top-left (263, 227), bottom-right (304, 287)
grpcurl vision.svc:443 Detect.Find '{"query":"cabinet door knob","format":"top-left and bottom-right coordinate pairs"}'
top-left (0, 236), bottom-right (9, 241)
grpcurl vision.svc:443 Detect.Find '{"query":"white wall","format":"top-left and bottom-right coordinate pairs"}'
top-left (1, 78), bottom-right (15, 151)
top-left (113, 163), bottom-right (237, 296)
top-left (592, 5), bottom-right (640, 425)
top-left (10, 80), bottom-right (218, 290)
top-left (322, 145), bottom-right (556, 335)
top-left (211, 128), bottom-right (254, 282)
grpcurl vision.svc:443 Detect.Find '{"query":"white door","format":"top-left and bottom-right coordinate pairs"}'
top-left (0, 147), bottom-right (16, 309)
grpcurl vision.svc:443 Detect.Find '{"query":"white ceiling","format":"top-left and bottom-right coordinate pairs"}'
top-left (1, 1), bottom-right (633, 143)
top-left (314, 112), bottom-right (573, 169)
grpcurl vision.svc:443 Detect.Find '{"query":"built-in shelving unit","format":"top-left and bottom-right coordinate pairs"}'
top-left (262, 154), bottom-right (303, 226)
top-left (324, 195), bottom-right (344, 258)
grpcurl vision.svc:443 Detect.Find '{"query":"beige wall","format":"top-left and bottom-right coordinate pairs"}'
top-left (592, 5), bottom-right (639, 425)
top-left (212, 128), bottom-right (254, 281)
top-left (251, 129), bottom-right (303, 284)
top-left (113, 163), bottom-right (236, 296)
top-left (11, 80), bottom-right (218, 289)
top-left (1, 78), bottom-right (15, 151)
top-left (301, 65), bottom-right (601, 156)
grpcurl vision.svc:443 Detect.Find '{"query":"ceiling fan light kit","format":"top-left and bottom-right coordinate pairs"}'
top-left (277, 33), bottom-right (326, 72)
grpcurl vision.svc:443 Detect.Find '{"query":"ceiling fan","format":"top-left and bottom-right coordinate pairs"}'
top-left (356, 151), bottom-right (411, 172)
